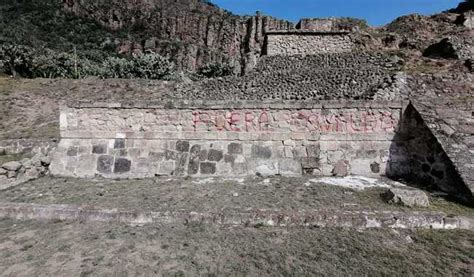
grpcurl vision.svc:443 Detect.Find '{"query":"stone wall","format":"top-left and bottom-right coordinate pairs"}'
top-left (50, 100), bottom-right (407, 179)
top-left (387, 104), bottom-right (473, 203)
top-left (265, 31), bottom-right (355, 56)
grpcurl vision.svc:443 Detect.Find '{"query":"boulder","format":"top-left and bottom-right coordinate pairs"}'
top-left (2, 161), bottom-right (22, 172)
top-left (382, 188), bottom-right (430, 207)
top-left (0, 168), bottom-right (7, 175)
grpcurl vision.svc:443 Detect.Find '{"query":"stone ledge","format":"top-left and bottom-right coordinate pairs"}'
top-left (60, 131), bottom-right (400, 141)
top-left (62, 100), bottom-right (408, 110)
top-left (265, 30), bottom-right (351, 35)
top-left (0, 202), bottom-right (471, 230)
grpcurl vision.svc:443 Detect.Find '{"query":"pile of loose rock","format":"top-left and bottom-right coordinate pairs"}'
top-left (0, 152), bottom-right (51, 190)
top-left (174, 52), bottom-right (402, 100)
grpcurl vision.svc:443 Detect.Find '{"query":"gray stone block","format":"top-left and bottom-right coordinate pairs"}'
top-left (165, 150), bottom-right (178, 160)
top-left (114, 158), bottom-right (131, 174)
top-left (92, 144), bottom-right (107, 154)
top-left (188, 159), bottom-right (199, 175)
top-left (76, 154), bottom-right (96, 178)
top-left (66, 146), bottom-right (78, 157)
top-left (176, 141), bottom-right (190, 152)
top-left (232, 163), bottom-right (247, 175)
top-left (224, 154), bottom-right (235, 163)
top-left (301, 157), bottom-right (320, 169)
top-left (2, 161), bottom-right (22, 172)
top-left (114, 139), bottom-right (125, 149)
top-left (279, 159), bottom-right (302, 176)
top-left (158, 161), bottom-right (175, 176)
top-left (97, 155), bottom-right (114, 174)
top-left (199, 149), bottom-right (208, 161)
top-left (200, 162), bottom-right (216, 175)
top-left (306, 144), bottom-right (320, 157)
top-left (382, 188), bottom-right (430, 207)
top-left (332, 160), bottom-right (350, 177)
top-left (149, 152), bottom-right (166, 161)
top-left (251, 145), bottom-right (272, 159)
top-left (208, 149), bottom-right (223, 162)
top-left (228, 143), bottom-right (243, 154)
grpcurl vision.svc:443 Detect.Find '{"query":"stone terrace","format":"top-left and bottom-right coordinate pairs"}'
top-left (174, 52), bottom-right (401, 101)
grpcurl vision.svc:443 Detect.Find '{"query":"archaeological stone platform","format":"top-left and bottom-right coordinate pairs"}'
top-left (265, 30), bottom-right (355, 56)
top-left (50, 100), bottom-right (408, 179)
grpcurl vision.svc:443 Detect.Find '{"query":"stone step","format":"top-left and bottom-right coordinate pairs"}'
top-left (0, 202), bottom-right (472, 230)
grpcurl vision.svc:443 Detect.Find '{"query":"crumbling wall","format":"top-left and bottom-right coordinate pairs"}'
top-left (265, 31), bottom-right (355, 56)
top-left (50, 101), bottom-right (406, 179)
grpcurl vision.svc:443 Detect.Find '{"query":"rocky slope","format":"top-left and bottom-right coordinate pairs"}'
top-left (62, 0), bottom-right (293, 74)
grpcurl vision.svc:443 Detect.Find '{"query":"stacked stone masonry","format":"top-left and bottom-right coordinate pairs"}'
top-left (176, 52), bottom-right (400, 101)
top-left (265, 31), bottom-right (355, 56)
top-left (50, 101), bottom-right (407, 179)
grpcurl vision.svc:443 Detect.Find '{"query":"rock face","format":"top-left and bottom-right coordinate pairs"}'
top-left (62, 0), bottom-right (293, 74)
top-left (382, 188), bottom-right (430, 208)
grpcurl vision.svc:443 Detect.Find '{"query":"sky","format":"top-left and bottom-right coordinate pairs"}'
top-left (211, 0), bottom-right (463, 26)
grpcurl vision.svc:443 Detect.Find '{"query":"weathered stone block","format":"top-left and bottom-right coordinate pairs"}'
top-left (149, 152), bottom-right (165, 161)
top-left (165, 150), bottom-right (178, 160)
top-left (279, 159), bottom-right (302, 176)
top-left (97, 155), bottom-right (114, 174)
top-left (199, 149), bottom-right (208, 161)
top-left (66, 146), bottom-right (78, 157)
top-left (176, 141), bottom-right (190, 152)
top-left (228, 143), bottom-right (243, 154)
top-left (92, 144), bottom-right (107, 154)
top-left (332, 160), bottom-right (350, 177)
top-left (382, 188), bottom-right (430, 207)
top-left (208, 149), bottom-right (223, 162)
top-left (2, 161), bottom-right (22, 172)
top-left (293, 146), bottom-right (308, 158)
top-left (114, 139), bottom-right (125, 149)
top-left (224, 154), bottom-right (235, 163)
top-left (188, 159), bottom-right (199, 175)
top-left (200, 162), bottom-right (216, 175)
top-left (76, 154), bottom-right (96, 178)
top-left (301, 157), bottom-right (320, 169)
top-left (251, 145), bottom-right (272, 159)
top-left (158, 161), bottom-right (175, 175)
top-left (306, 144), bottom-right (320, 157)
top-left (232, 163), bottom-right (247, 175)
top-left (114, 158), bottom-right (131, 174)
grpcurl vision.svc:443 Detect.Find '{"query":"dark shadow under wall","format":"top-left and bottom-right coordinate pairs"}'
top-left (386, 103), bottom-right (473, 205)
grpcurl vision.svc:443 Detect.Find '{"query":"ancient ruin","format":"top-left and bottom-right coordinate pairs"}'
top-left (46, 21), bottom-right (473, 204)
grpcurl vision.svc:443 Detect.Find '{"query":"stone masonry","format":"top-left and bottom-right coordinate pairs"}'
top-left (265, 30), bottom-right (355, 56)
top-left (50, 100), bottom-right (406, 179)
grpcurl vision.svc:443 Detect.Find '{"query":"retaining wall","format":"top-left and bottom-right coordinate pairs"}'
top-left (265, 31), bottom-right (355, 56)
top-left (50, 100), bottom-right (408, 178)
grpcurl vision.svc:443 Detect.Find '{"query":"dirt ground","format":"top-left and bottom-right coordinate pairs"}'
top-left (0, 77), bottom-right (174, 140)
top-left (1, 176), bottom-right (473, 216)
top-left (0, 218), bottom-right (472, 276)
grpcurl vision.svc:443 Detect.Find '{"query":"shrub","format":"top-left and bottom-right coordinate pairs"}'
top-left (102, 52), bottom-right (174, 79)
top-left (197, 63), bottom-right (234, 78)
top-left (0, 44), bottom-right (35, 77)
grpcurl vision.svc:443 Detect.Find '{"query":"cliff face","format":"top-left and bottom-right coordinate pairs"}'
top-left (62, 0), bottom-right (293, 74)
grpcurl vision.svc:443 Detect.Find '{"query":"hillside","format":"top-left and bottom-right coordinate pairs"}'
top-left (0, 0), bottom-right (292, 75)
